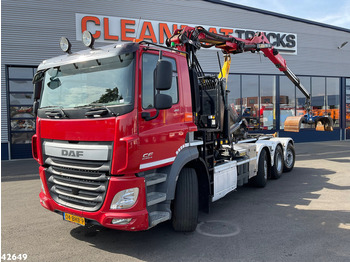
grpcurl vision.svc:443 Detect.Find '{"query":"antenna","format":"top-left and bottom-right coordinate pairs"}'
top-left (338, 41), bottom-right (348, 49)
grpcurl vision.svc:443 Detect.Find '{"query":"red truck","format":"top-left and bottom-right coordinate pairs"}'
top-left (32, 27), bottom-right (319, 232)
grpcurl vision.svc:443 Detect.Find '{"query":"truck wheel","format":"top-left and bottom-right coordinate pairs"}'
top-left (252, 149), bottom-right (268, 188)
top-left (283, 143), bottom-right (295, 172)
top-left (271, 145), bottom-right (284, 179)
top-left (172, 168), bottom-right (199, 232)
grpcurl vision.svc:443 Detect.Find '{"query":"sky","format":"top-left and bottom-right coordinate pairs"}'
top-left (224, 0), bottom-right (350, 29)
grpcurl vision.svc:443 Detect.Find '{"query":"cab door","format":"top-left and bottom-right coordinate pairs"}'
top-left (138, 50), bottom-right (186, 171)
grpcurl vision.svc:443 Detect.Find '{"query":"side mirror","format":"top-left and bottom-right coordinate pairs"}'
top-left (155, 94), bottom-right (172, 110)
top-left (142, 59), bottom-right (173, 121)
top-left (141, 94), bottom-right (173, 121)
top-left (154, 60), bottom-right (172, 91)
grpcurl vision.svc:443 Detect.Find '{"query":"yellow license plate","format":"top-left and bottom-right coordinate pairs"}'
top-left (63, 213), bottom-right (85, 226)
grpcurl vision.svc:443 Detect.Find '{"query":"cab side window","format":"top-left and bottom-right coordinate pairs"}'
top-left (142, 53), bottom-right (178, 109)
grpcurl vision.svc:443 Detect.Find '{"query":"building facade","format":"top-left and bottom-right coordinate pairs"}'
top-left (2, 0), bottom-right (350, 159)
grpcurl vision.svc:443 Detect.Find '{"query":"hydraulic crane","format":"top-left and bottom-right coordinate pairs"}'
top-left (166, 26), bottom-right (333, 132)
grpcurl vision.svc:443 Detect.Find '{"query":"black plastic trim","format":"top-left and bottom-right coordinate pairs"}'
top-left (37, 104), bottom-right (133, 119)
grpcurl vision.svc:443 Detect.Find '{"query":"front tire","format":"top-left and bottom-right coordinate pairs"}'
top-left (172, 168), bottom-right (199, 232)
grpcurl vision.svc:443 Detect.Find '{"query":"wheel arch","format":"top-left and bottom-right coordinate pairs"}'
top-left (185, 157), bottom-right (211, 213)
top-left (160, 146), bottom-right (199, 201)
top-left (256, 144), bottom-right (272, 167)
top-left (158, 146), bottom-right (211, 213)
top-left (256, 145), bottom-right (272, 178)
top-left (270, 137), bottom-right (294, 160)
top-left (256, 140), bottom-right (283, 168)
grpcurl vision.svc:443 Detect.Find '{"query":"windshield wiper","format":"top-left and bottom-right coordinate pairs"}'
top-left (41, 106), bottom-right (68, 119)
top-left (75, 103), bottom-right (117, 117)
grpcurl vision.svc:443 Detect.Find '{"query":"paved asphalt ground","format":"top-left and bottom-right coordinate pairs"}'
top-left (1, 141), bottom-right (350, 261)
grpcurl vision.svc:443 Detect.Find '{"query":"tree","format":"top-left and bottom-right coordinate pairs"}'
top-left (95, 87), bottom-right (123, 104)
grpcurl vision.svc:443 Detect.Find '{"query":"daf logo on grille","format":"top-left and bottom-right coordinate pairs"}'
top-left (61, 149), bottom-right (84, 157)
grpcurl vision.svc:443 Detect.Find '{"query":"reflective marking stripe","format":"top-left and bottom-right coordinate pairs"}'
top-left (139, 157), bottom-right (176, 170)
top-left (139, 140), bottom-right (202, 170)
top-left (185, 140), bottom-right (203, 147)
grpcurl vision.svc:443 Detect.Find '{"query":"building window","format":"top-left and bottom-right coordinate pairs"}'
top-left (280, 76), bottom-right (340, 130)
top-left (326, 78), bottom-right (340, 127)
top-left (311, 77), bottom-right (326, 116)
top-left (7, 66), bottom-right (36, 145)
top-left (280, 76), bottom-right (295, 129)
top-left (296, 76), bottom-right (311, 117)
top-left (242, 75), bottom-right (259, 130)
top-left (227, 73), bottom-right (340, 132)
top-left (228, 74), bottom-right (276, 130)
top-left (260, 75), bottom-right (276, 130)
top-left (227, 74), bottom-right (241, 116)
top-left (346, 78), bottom-right (350, 139)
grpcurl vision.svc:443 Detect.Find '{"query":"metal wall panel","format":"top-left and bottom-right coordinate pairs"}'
top-left (2, 0), bottom-right (350, 144)
top-left (1, 65), bottom-right (8, 142)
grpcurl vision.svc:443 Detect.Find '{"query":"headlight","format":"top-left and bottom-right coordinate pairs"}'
top-left (110, 188), bottom-right (139, 209)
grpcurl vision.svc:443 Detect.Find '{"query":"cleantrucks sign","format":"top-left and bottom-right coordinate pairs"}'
top-left (76, 13), bottom-right (297, 54)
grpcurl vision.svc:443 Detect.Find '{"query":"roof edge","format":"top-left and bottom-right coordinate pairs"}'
top-left (204, 0), bottom-right (350, 33)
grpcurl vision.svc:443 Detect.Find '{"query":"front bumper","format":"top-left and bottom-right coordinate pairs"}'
top-left (39, 167), bottom-right (149, 231)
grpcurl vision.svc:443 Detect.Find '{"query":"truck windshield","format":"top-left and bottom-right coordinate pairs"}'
top-left (40, 52), bottom-right (135, 109)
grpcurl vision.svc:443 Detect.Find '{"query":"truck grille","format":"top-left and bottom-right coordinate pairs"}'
top-left (44, 156), bottom-right (111, 212)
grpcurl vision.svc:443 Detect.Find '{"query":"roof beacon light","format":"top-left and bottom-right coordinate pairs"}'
top-left (60, 37), bottom-right (71, 53)
top-left (82, 30), bottom-right (95, 49)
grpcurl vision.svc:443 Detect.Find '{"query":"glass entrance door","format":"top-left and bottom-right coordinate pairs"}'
top-left (346, 78), bottom-right (350, 139)
top-left (7, 66), bottom-right (36, 159)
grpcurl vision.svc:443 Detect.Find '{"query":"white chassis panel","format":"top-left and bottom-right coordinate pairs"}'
top-left (211, 137), bottom-right (294, 202)
top-left (212, 161), bottom-right (237, 202)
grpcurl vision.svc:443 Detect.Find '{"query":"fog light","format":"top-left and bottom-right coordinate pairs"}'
top-left (40, 199), bottom-right (47, 208)
top-left (60, 37), bottom-right (72, 53)
top-left (110, 188), bottom-right (139, 209)
top-left (111, 218), bottom-right (132, 225)
top-left (82, 30), bottom-right (94, 49)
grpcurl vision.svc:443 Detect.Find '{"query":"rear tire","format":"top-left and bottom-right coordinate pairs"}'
top-left (172, 168), bottom-right (198, 232)
top-left (283, 143), bottom-right (295, 172)
top-left (252, 149), bottom-right (269, 188)
top-left (271, 145), bottom-right (284, 179)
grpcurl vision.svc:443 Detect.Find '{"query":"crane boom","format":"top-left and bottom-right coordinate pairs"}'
top-left (166, 26), bottom-right (333, 132)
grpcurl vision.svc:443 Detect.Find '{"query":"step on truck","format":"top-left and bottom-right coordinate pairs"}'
top-left (32, 27), bottom-right (312, 232)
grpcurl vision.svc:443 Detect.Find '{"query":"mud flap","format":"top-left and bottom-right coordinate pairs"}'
top-left (284, 116), bottom-right (304, 132)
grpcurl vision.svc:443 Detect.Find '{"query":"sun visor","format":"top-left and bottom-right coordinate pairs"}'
top-left (37, 43), bottom-right (139, 71)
